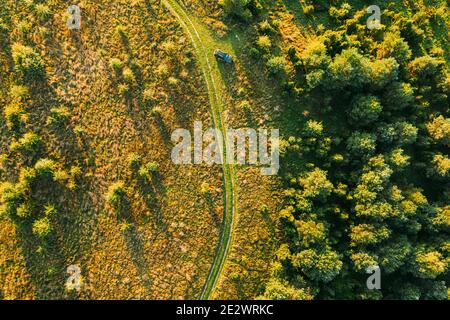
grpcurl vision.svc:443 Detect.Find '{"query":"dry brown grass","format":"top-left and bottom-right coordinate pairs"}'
top-left (0, 0), bottom-right (223, 299)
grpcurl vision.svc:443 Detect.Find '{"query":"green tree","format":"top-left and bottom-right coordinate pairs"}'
top-left (298, 168), bottom-right (333, 199)
top-left (427, 115), bottom-right (450, 144)
top-left (349, 95), bottom-right (382, 125)
top-left (377, 32), bottom-right (412, 65)
top-left (382, 82), bottom-right (414, 110)
top-left (346, 132), bottom-right (377, 157)
top-left (12, 43), bottom-right (45, 79)
top-left (32, 217), bottom-right (52, 238)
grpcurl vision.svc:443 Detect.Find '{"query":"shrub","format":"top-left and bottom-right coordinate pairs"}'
top-left (110, 58), bottom-right (123, 73)
top-left (118, 83), bottom-right (130, 96)
top-left (46, 106), bottom-right (70, 127)
top-left (105, 181), bottom-right (126, 205)
top-left (303, 5), bottom-right (314, 15)
top-left (35, 4), bottom-right (52, 21)
top-left (266, 56), bottom-right (286, 75)
top-left (122, 67), bottom-right (135, 83)
top-left (0, 182), bottom-right (24, 217)
top-left (304, 120), bottom-right (323, 137)
top-left (0, 19), bottom-right (9, 37)
top-left (167, 76), bottom-right (179, 86)
top-left (143, 87), bottom-right (156, 103)
top-left (138, 161), bottom-right (159, 180)
top-left (200, 182), bottom-right (210, 194)
top-left (12, 43), bottom-right (45, 79)
top-left (16, 202), bottom-right (33, 219)
top-left (4, 103), bottom-right (26, 130)
top-left (249, 47), bottom-right (260, 59)
top-left (329, 3), bottom-right (352, 20)
top-left (32, 217), bottom-right (52, 238)
top-left (257, 35), bottom-right (271, 52)
top-left (219, 0), bottom-right (253, 22)
top-left (43, 204), bottom-right (57, 217)
top-left (17, 21), bottom-right (32, 37)
top-left (126, 153), bottom-right (141, 170)
top-left (9, 85), bottom-right (30, 102)
top-left (145, 161), bottom-right (159, 173)
top-left (115, 25), bottom-right (127, 39)
top-left (10, 132), bottom-right (42, 154)
top-left (259, 20), bottom-right (276, 34)
top-left (34, 158), bottom-right (56, 179)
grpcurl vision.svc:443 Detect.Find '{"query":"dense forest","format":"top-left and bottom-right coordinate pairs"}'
top-left (221, 0), bottom-right (450, 299)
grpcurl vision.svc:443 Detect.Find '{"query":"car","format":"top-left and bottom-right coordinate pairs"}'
top-left (214, 49), bottom-right (233, 64)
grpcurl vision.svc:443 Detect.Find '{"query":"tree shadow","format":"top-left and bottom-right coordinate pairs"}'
top-left (205, 192), bottom-right (221, 228)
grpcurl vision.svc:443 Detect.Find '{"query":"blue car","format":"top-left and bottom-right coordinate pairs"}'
top-left (214, 49), bottom-right (233, 64)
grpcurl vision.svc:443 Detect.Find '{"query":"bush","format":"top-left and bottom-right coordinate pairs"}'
top-left (4, 103), bottom-right (26, 130)
top-left (256, 35), bottom-right (271, 52)
top-left (249, 47), bottom-right (260, 59)
top-left (115, 25), bottom-right (127, 39)
top-left (329, 3), bottom-right (352, 20)
top-left (34, 158), bottom-right (56, 180)
top-left (105, 181), bottom-right (126, 205)
top-left (12, 43), bottom-right (45, 79)
top-left (304, 120), bottom-right (323, 137)
top-left (138, 161), bottom-right (159, 180)
top-left (266, 56), bottom-right (286, 76)
top-left (0, 182), bottom-right (24, 217)
top-left (10, 132), bottom-right (42, 154)
top-left (46, 106), bottom-right (70, 127)
top-left (259, 20), bottom-right (276, 35)
top-left (110, 58), bottom-right (123, 73)
top-left (35, 4), bottom-right (53, 21)
top-left (122, 67), bottom-right (135, 83)
top-left (16, 202), bottom-right (33, 219)
top-left (126, 152), bottom-right (141, 170)
top-left (303, 5), bottom-right (314, 15)
top-left (32, 217), bottom-right (52, 238)
top-left (118, 83), bottom-right (130, 96)
top-left (17, 21), bottom-right (31, 37)
top-left (9, 85), bottom-right (30, 102)
top-left (219, 0), bottom-right (253, 22)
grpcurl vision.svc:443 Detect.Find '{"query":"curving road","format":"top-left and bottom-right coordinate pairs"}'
top-left (162, 0), bottom-right (237, 300)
